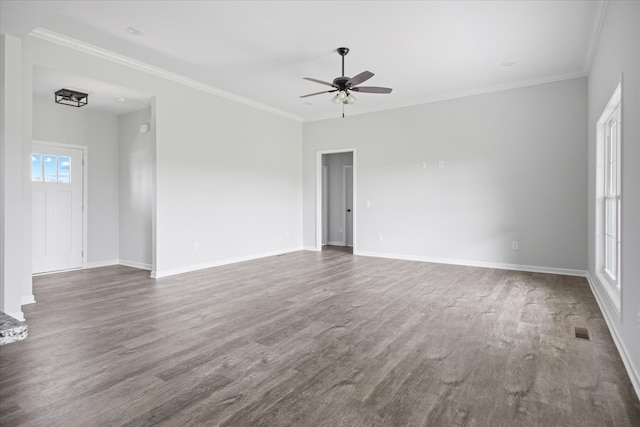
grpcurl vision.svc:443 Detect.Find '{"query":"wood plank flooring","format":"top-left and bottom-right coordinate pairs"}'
top-left (1, 248), bottom-right (639, 426)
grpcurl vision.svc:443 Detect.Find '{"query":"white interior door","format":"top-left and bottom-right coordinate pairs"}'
top-left (32, 143), bottom-right (84, 274)
top-left (344, 165), bottom-right (353, 247)
top-left (322, 166), bottom-right (328, 246)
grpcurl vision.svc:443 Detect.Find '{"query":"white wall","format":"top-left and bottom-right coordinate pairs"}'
top-left (323, 152), bottom-right (352, 245)
top-left (119, 108), bottom-right (153, 269)
top-left (304, 77), bottom-right (588, 273)
top-left (0, 35), bottom-right (24, 319)
top-left (32, 99), bottom-right (120, 266)
top-left (154, 87), bottom-right (302, 277)
top-left (5, 33), bottom-right (303, 309)
top-left (587, 0), bottom-right (640, 396)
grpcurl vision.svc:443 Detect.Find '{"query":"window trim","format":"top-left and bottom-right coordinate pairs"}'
top-left (595, 82), bottom-right (622, 313)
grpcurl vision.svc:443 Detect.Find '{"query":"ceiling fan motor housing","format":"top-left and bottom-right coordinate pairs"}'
top-left (333, 76), bottom-right (351, 91)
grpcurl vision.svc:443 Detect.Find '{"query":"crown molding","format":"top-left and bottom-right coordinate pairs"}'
top-left (29, 28), bottom-right (303, 122)
top-left (304, 71), bottom-right (588, 122)
top-left (583, 0), bottom-right (608, 74)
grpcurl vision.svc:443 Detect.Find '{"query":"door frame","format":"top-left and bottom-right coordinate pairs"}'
top-left (32, 140), bottom-right (88, 271)
top-left (343, 165), bottom-right (353, 247)
top-left (315, 148), bottom-right (356, 251)
top-left (322, 165), bottom-right (328, 246)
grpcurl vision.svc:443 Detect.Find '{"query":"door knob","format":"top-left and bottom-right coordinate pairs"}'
top-left (347, 209), bottom-right (351, 212)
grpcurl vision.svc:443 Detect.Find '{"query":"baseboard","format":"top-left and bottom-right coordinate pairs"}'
top-left (327, 240), bottom-right (346, 247)
top-left (586, 272), bottom-right (640, 400)
top-left (20, 295), bottom-right (36, 305)
top-left (84, 259), bottom-right (119, 269)
top-left (6, 310), bottom-right (25, 322)
top-left (152, 246), bottom-right (303, 279)
top-left (118, 259), bottom-right (152, 271)
top-left (303, 246), bottom-right (321, 252)
top-left (354, 250), bottom-right (587, 277)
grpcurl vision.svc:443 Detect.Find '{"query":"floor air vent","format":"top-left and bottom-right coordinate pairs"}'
top-left (574, 327), bottom-right (590, 340)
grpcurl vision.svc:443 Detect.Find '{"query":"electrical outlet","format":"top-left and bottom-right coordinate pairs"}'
top-left (194, 241), bottom-right (200, 250)
top-left (365, 201), bottom-right (371, 208)
top-left (512, 241), bottom-right (519, 250)
top-left (377, 234), bottom-right (383, 241)
top-left (339, 227), bottom-right (343, 233)
top-left (438, 160), bottom-right (445, 168)
top-left (422, 161), bottom-right (427, 169)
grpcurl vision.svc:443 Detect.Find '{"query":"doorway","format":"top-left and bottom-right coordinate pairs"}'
top-left (316, 149), bottom-right (355, 251)
top-left (31, 141), bottom-right (86, 274)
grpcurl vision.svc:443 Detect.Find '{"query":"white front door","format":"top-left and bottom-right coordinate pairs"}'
top-left (32, 143), bottom-right (84, 274)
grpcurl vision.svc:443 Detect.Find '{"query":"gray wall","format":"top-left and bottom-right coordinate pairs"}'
top-left (119, 108), bottom-right (153, 269)
top-left (32, 98), bottom-right (120, 266)
top-left (304, 77), bottom-right (588, 273)
top-left (323, 152), bottom-right (353, 245)
top-left (587, 0), bottom-right (640, 395)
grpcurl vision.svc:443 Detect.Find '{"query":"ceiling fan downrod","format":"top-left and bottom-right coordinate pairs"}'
top-left (337, 47), bottom-right (349, 77)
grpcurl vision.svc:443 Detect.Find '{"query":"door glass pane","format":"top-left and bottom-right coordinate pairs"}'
top-left (44, 155), bottom-right (57, 182)
top-left (58, 156), bottom-right (71, 183)
top-left (32, 154), bottom-right (43, 181)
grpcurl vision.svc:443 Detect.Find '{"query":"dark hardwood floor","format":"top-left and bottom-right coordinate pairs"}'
top-left (1, 248), bottom-right (639, 426)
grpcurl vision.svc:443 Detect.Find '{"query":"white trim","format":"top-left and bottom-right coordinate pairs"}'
top-left (303, 246), bottom-right (321, 252)
top-left (343, 165), bottom-right (353, 248)
top-left (322, 166), bottom-right (328, 246)
top-left (315, 149), bottom-right (357, 252)
top-left (29, 28), bottom-right (303, 123)
top-left (327, 241), bottom-right (345, 247)
top-left (304, 72), bottom-right (587, 122)
top-left (118, 259), bottom-right (152, 271)
top-left (584, 0), bottom-right (608, 73)
top-left (6, 311), bottom-right (25, 322)
top-left (594, 81), bottom-right (622, 313)
top-left (151, 247), bottom-right (303, 279)
top-left (586, 272), bottom-right (640, 399)
top-left (353, 250), bottom-right (587, 277)
top-left (20, 295), bottom-right (35, 305)
top-left (32, 267), bottom-right (82, 276)
top-left (84, 259), bottom-right (119, 269)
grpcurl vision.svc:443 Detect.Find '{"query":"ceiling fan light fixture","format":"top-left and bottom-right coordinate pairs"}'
top-left (299, 47), bottom-right (392, 114)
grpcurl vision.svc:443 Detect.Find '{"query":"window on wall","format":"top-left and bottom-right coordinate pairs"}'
top-left (596, 82), bottom-right (622, 310)
top-left (604, 104), bottom-right (621, 284)
top-left (32, 153), bottom-right (71, 183)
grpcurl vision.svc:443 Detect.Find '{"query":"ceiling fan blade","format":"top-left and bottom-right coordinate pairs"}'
top-left (347, 71), bottom-right (374, 87)
top-left (300, 89), bottom-right (337, 98)
top-left (303, 77), bottom-right (338, 88)
top-left (351, 86), bottom-right (393, 94)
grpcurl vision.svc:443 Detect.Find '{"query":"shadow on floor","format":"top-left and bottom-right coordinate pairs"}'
top-left (322, 245), bottom-right (353, 254)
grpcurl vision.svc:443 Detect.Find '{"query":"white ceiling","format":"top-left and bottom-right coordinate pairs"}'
top-left (1, 1), bottom-right (605, 121)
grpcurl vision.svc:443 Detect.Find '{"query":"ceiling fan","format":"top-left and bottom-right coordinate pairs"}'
top-left (301, 47), bottom-right (392, 116)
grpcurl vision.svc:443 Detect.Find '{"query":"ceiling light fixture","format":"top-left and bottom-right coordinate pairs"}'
top-left (116, 97), bottom-right (127, 102)
top-left (501, 60), bottom-right (516, 67)
top-left (55, 89), bottom-right (88, 107)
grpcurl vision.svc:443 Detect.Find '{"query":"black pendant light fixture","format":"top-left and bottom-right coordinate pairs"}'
top-left (55, 89), bottom-right (88, 107)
